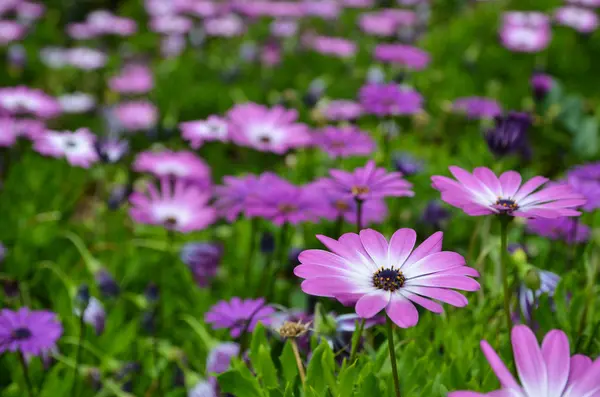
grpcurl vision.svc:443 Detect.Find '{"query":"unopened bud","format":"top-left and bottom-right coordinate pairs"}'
top-left (524, 268), bottom-right (541, 291)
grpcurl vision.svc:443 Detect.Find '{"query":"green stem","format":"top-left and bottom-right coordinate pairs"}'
top-left (260, 223), bottom-right (289, 300)
top-left (386, 317), bottom-right (401, 397)
top-left (333, 215), bottom-right (344, 238)
top-left (355, 199), bottom-right (364, 233)
top-left (500, 217), bottom-right (512, 332)
top-left (349, 319), bottom-right (366, 363)
top-left (19, 352), bottom-right (35, 397)
top-left (72, 308), bottom-right (86, 397)
top-left (243, 218), bottom-right (259, 288)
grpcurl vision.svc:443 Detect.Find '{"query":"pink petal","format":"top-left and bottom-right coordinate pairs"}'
top-left (293, 264), bottom-right (354, 279)
top-left (404, 231), bottom-right (443, 267)
top-left (301, 277), bottom-right (368, 297)
top-left (404, 286), bottom-right (468, 307)
top-left (387, 228), bottom-right (417, 268)
top-left (541, 330), bottom-right (570, 396)
top-left (499, 171), bottom-right (522, 199)
top-left (513, 176), bottom-right (549, 202)
top-left (405, 275), bottom-right (480, 291)
top-left (480, 340), bottom-right (520, 389)
top-left (473, 167), bottom-right (502, 197)
top-left (385, 295), bottom-right (419, 328)
top-left (449, 166), bottom-right (496, 201)
top-left (568, 354), bottom-right (592, 384)
top-left (512, 325), bottom-right (548, 396)
top-left (355, 290), bottom-right (390, 318)
top-left (402, 292), bottom-right (443, 313)
top-left (359, 229), bottom-right (389, 265)
top-left (565, 357), bottom-right (600, 396)
top-left (403, 251), bottom-right (465, 278)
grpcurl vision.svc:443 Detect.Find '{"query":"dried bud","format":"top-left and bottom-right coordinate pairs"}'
top-left (278, 320), bottom-right (311, 339)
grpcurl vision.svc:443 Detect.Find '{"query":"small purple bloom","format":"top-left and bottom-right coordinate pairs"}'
top-left (373, 44), bottom-right (430, 70)
top-left (95, 269), bottom-right (120, 298)
top-left (0, 307), bottom-right (63, 356)
top-left (180, 242), bottom-right (223, 288)
top-left (0, 242), bottom-right (5, 263)
top-left (392, 152), bottom-right (424, 176)
top-left (517, 269), bottom-right (560, 324)
top-left (95, 137), bottom-right (129, 164)
top-left (322, 100), bottom-right (363, 122)
top-left (555, 6), bottom-right (599, 33)
top-left (205, 297), bottom-right (275, 338)
top-left (313, 125), bottom-right (376, 159)
top-left (453, 97), bottom-right (502, 119)
top-left (485, 111), bottom-right (531, 158)
top-left (421, 201), bottom-right (451, 229)
top-left (189, 381), bottom-right (217, 397)
top-left (567, 163), bottom-right (600, 212)
top-left (500, 11), bottom-right (552, 53)
top-left (206, 342), bottom-right (240, 376)
top-left (530, 73), bottom-right (554, 101)
top-left (359, 83), bottom-right (423, 117)
top-left (77, 297), bottom-right (106, 336)
top-left (527, 217), bottom-right (591, 245)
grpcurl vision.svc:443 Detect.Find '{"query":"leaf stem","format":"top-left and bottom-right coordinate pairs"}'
top-left (19, 352), bottom-right (35, 397)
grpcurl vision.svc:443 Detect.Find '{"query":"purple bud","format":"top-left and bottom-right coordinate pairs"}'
top-left (207, 342), bottom-right (240, 376)
top-left (392, 152), bottom-right (424, 176)
top-left (421, 201), bottom-right (450, 229)
top-left (145, 283), bottom-right (159, 303)
top-left (0, 242), bottom-right (5, 263)
top-left (484, 112), bottom-right (531, 158)
top-left (95, 269), bottom-right (120, 298)
top-left (531, 73), bottom-right (554, 102)
top-left (180, 242), bottom-right (223, 288)
top-left (108, 185), bottom-right (131, 211)
top-left (80, 297), bottom-right (106, 336)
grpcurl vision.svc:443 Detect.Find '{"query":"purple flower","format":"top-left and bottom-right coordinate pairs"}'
top-left (485, 112), bottom-right (531, 158)
top-left (114, 101), bottom-right (158, 132)
top-left (0, 86), bottom-right (60, 119)
top-left (359, 83), bottom-right (423, 117)
top-left (0, 307), bottom-right (63, 356)
top-left (555, 6), bottom-right (599, 33)
top-left (180, 116), bottom-right (229, 149)
top-left (204, 14), bottom-right (245, 37)
top-left (33, 128), bottom-right (99, 168)
top-left (305, 179), bottom-right (388, 225)
top-left (432, 167), bottom-right (586, 219)
top-left (128, 178), bottom-right (217, 233)
top-left (392, 152), bottom-right (424, 176)
top-left (180, 242), bottom-right (223, 288)
top-left (421, 201), bottom-right (451, 229)
top-left (270, 19), bottom-right (298, 38)
top-left (95, 137), bottom-right (129, 164)
top-left (453, 97), bottom-right (501, 119)
top-left (206, 342), bottom-right (239, 376)
top-left (313, 125), bottom-right (376, 159)
top-left (311, 36), bottom-right (357, 58)
top-left (0, 242), bottom-right (5, 263)
top-left (188, 381), bottom-right (217, 397)
top-left (517, 269), bottom-right (560, 325)
top-left (57, 93), bottom-right (96, 114)
top-left (531, 73), bottom-right (554, 101)
top-left (245, 173), bottom-right (320, 225)
top-left (322, 100), bottom-right (363, 122)
top-left (228, 103), bottom-right (311, 154)
top-left (527, 217), bottom-right (590, 244)
top-left (325, 160), bottom-right (414, 201)
top-left (76, 297), bottom-right (105, 336)
top-left (205, 298), bottom-right (275, 338)
top-left (95, 269), bottom-right (120, 298)
top-left (133, 150), bottom-right (211, 188)
top-left (66, 47), bottom-right (107, 70)
top-left (358, 12), bottom-right (401, 37)
top-left (109, 64), bottom-right (154, 94)
top-left (500, 11), bottom-right (552, 52)
top-left (567, 163), bottom-right (600, 211)
top-left (150, 15), bottom-right (193, 35)
top-left (373, 44), bottom-right (430, 70)
top-left (214, 174), bottom-right (260, 222)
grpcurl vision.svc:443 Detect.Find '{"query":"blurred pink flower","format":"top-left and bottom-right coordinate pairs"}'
top-left (0, 86), bottom-right (60, 119)
top-left (133, 150), bottom-right (211, 187)
top-left (109, 64), bottom-right (154, 94)
top-left (555, 6), bottom-right (599, 33)
top-left (180, 116), bottom-right (229, 149)
top-left (114, 101), bottom-right (158, 131)
top-left (311, 36), bottom-right (357, 58)
top-left (204, 14), bottom-right (245, 37)
top-left (0, 21), bottom-right (25, 45)
top-left (373, 44), bottom-right (430, 70)
top-left (33, 128), bottom-right (99, 168)
top-left (500, 11), bottom-right (552, 52)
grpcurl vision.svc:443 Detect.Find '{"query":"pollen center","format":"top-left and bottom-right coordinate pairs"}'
top-left (495, 198), bottom-right (519, 212)
top-left (351, 185), bottom-right (370, 196)
top-left (373, 267), bottom-right (405, 292)
top-left (278, 203), bottom-right (297, 214)
top-left (334, 200), bottom-right (350, 211)
top-left (164, 216), bottom-right (178, 227)
top-left (64, 138), bottom-right (78, 148)
top-left (258, 135), bottom-right (272, 144)
top-left (11, 327), bottom-right (32, 340)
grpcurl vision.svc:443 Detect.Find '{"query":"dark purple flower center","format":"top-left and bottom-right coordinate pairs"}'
top-left (373, 267), bottom-right (405, 292)
top-left (11, 327), bottom-right (32, 340)
top-left (495, 198), bottom-right (518, 212)
top-left (334, 200), bottom-right (350, 211)
top-left (164, 217), bottom-right (178, 227)
top-left (331, 140), bottom-right (346, 149)
top-left (258, 135), bottom-right (272, 144)
top-left (278, 203), bottom-right (297, 214)
top-left (351, 185), bottom-right (370, 196)
top-left (64, 138), bottom-right (78, 148)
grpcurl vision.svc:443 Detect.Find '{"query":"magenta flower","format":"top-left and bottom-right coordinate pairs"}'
top-left (228, 103), bottom-right (311, 154)
top-left (305, 179), bottom-right (388, 225)
top-left (359, 83), bottom-right (423, 117)
top-left (270, 19), bottom-right (298, 37)
top-left (449, 325), bottom-right (600, 397)
top-left (203, 14), bottom-right (245, 37)
top-left (205, 298), bottom-right (275, 338)
top-left (358, 12), bottom-right (400, 37)
top-left (57, 92), bottom-right (96, 114)
top-left (180, 116), bottom-right (229, 149)
top-left (150, 15), bottom-right (193, 35)
top-left (295, 229), bottom-right (479, 328)
top-left (245, 173), bottom-right (320, 225)
top-left (66, 47), bottom-right (107, 70)
top-left (214, 174), bottom-right (260, 222)
top-left (0, 86), bottom-right (60, 119)
top-left (453, 97), bottom-right (502, 119)
top-left (531, 73), bottom-right (553, 101)
top-left (33, 128), bottom-right (99, 168)
top-left (313, 125), bottom-right (376, 159)
top-left (322, 100), bottom-right (363, 121)
top-left (567, 164), bottom-right (600, 211)
top-left (129, 178), bottom-right (216, 233)
top-left (326, 160), bottom-right (414, 202)
top-left (567, 0), bottom-right (600, 6)
top-left (133, 150), bottom-right (211, 187)
top-left (114, 101), bottom-right (158, 132)
top-left (373, 44), bottom-right (430, 70)
top-left (109, 64), bottom-right (154, 94)
top-left (311, 36), bottom-right (357, 58)
top-left (431, 166), bottom-right (586, 219)
top-left (0, 308), bottom-right (63, 356)
top-left (500, 12), bottom-right (552, 53)
top-left (526, 217), bottom-right (590, 244)
top-left (303, 1), bottom-right (340, 19)
top-left (0, 21), bottom-right (25, 45)
top-left (555, 6), bottom-right (599, 33)
top-left (0, 118), bottom-right (19, 147)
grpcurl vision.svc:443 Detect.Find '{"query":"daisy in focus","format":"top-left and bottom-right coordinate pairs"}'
top-left (295, 229), bottom-right (479, 328)
top-left (431, 166), bottom-right (586, 219)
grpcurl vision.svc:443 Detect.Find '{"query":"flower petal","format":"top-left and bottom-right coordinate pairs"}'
top-left (512, 325), bottom-right (548, 396)
top-left (385, 295), bottom-right (419, 328)
top-left (541, 330), bottom-right (570, 397)
top-left (480, 340), bottom-right (520, 389)
top-left (359, 229), bottom-right (389, 266)
top-left (387, 228), bottom-right (417, 269)
top-left (355, 290), bottom-right (390, 318)
top-left (404, 231), bottom-right (443, 267)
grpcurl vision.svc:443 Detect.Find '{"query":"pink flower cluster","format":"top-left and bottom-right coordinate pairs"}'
top-left (500, 12), bottom-right (552, 52)
top-left (67, 10), bottom-right (137, 39)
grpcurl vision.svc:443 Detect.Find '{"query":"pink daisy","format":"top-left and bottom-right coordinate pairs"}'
top-left (449, 325), bottom-right (600, 397)
top-left (554, 6), bottom-right (599, 33)
top-left (0, 86), bottom-right (60, 119)
top-left (227, 103), bottom-right (311, 154)
top-left (373, 44), bottom-right (430, 70)
top-left (114, 101), bottom-right (158, 132)
top-left (500, 12), bottom-right (552, 53)
top-left (180, 116), bottom-right (229, 149)
top-left (431, 166), bottom-right (586, 219)
top-left (133, 150), bottom-right (211, 187)
top-left (0, 118), bottom-right (19, 147)
top-left (129, 178), bottom-right (216, 233)
top-left (203, 14), bottom-right (245, 37)
top-left (33, 128), bottom-right (99, 168)
top-left (321, 100), bottom-right (363, 122)
top-left (109, 64), bottom-right (154, 94)
top-left (326, 160), bottom-right (414, 202)
top-left (294, 229), bottom-right (480, 328)
top-left (313, 125), bottom-right (376, 159)
top-left (0, 20), bottom-right (26, 45)
top-left (214, 174), bottom-right (260, 222)
top-left (311, 36), bottom-right (357, 58)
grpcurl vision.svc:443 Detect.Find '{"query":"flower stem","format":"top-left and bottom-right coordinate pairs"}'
top-left (262, 222), bottom-right (289, 300)
top-left (72, 309), bottom-right (86, 397)
top-left (244, 218), bottom-right (259, 287)
top-left (355, 199), bottom-right (364, 233)
top-left (19, 352), bottom-right (35, 397)
top-left (500, 217), bottom-right (512, 332)
top-left (386, 316), bottom-right (401, 397)
top-left (334, 215), bottom-right (344, 238)
top-left (349, 318), bottom-right (366, 363)
top-left (290, 339), bottom-right (306, 385)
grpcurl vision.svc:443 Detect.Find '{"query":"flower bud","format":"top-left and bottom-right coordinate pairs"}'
top-left (524, 268), bottom-right (542, 291)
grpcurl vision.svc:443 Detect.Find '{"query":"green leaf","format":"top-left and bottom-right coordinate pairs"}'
top-left (250, 323), bottom-right (269, 362)
top-left (181, 314), bottom-right (216, 350)
top-left (279, 340), bottom-right (298, 384)
top-left (257, 344), bottom-right (279, 389)
top-left (306, 340), bottom-right (336, 394)
top-left (218, 368), bottom-right (264, 397)
top-left (337, 362), bottom-right (359, 397)
top-left (283, 383), bottom-right (296, 397)
top-left (573, 117), bottom-right (599, 158)
top-left (559, 95), bottom-right (584, 133)
top-left (358, 372), bottom-right (381, 397)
